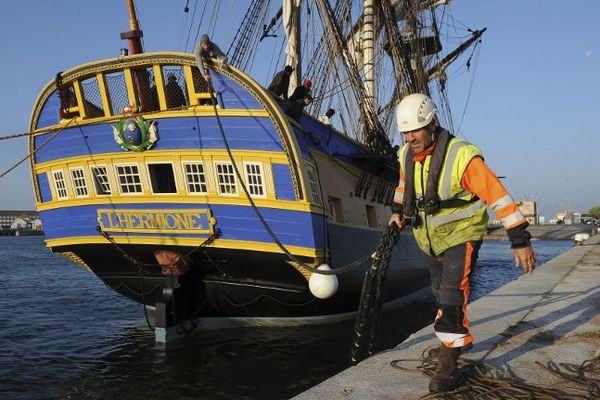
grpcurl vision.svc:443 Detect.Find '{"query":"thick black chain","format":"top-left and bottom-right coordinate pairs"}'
top-left (95, 226), bottom-right (220, 268)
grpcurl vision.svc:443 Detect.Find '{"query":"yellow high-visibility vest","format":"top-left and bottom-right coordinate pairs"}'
top-left (399, 137), bottom-right (488, 256)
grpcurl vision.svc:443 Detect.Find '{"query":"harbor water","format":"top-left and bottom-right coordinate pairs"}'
top-left (0, 237), bottom-right (572, 400)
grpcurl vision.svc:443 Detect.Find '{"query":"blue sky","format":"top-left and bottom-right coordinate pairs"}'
top-left (0, 1), bottom-right (598, 220)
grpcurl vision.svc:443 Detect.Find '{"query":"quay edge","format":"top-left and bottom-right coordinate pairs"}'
top-left (292, 235), bottom-right (600, 399)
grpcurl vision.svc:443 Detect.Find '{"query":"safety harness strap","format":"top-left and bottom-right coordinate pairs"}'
top-left (403, 128), bottom-right (455, 216)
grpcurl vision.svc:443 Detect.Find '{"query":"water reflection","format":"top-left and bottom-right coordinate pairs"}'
top-left (0, 238), bottom-right (571, 400)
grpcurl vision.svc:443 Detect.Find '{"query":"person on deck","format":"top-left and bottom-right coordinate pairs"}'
top-left (319, 108), bottom-right (335, 125)
top-left (285, 94), bottom-right (312, 122)
top-left (193, 34), bottom-right (228, 82)
top-left (268, 65), bottom-right (293, 100)
top-left (165, 73), bottom-right (187, 108)
top-left (288, 79), bottom-right (312, 102)
top-left (388, 93), bottom-right (536, 394)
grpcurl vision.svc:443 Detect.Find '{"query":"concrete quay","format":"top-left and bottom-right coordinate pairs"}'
top-left (293, 236), bottom-right (600, 399)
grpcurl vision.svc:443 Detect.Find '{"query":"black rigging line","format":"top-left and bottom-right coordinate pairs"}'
top-left (455, 41), bottom-right (482, 137)
top-left (188, 0), bottom-right (209, 52)
top-left (183, 0), bottom-right (200, 52)
top-left (227, 0), bottom-right (266, 69)
top-left (177, 0), bottom-right (192, 51)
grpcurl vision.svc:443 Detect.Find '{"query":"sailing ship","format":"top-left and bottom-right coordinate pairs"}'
top-left (27, 0), bottom-right (484, 340)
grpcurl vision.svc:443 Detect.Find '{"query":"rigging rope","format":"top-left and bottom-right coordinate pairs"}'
top-left (187, 0), bottom-right (209, 52)
top-left (0, 131), bottom-right (32, 141)
top-left (205, 72), bottom-right (398, 276)
top-left (207, 0), bottom-right (221, 39)
top-left (0, 120), bottom-right (75, 180)
top-left (455, 40), bottom-right (482, 137)
top-left (176, 0), bottom-right (192, 51)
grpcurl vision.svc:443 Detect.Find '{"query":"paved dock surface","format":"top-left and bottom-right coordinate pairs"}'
top-left (293, 236), bottom-right (600, 399)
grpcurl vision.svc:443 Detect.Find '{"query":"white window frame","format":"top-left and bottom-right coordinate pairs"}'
top-left (69, 167), bottom-right (89, 198)
top-left (182, 161), bottom-right (209, 195)
top-left (51, 169), bottom-right (69, 200)
top-left (114, 163), bottom-right (145, 195)
top-left (146, 161), bottom-right (179, 195)
top-left (89, 165), bottom-right (112, 196)
top-left (243, 161), bottom-right (267, 198)
top-left (214, 161), bottom-right (238, 196)
top-left (305, 164), bottom-right (322, 205)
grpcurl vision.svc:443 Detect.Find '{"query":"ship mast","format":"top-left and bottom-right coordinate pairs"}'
top-left (362, 0), bottom-right (376, 111)
top-left (120, 0), bottom-right (144, 55)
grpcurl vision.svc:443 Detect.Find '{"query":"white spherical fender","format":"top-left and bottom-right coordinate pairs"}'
top-left (308, 264), bottom-right (339, 299)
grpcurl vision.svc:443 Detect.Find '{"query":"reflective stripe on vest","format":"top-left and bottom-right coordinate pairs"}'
top-left (439, 141), bottom-right (470, 200)
top-left (428, 199), bottom-right (487, 226)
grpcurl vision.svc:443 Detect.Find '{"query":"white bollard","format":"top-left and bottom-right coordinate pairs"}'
top-left (574, 233), bottom-right (590, 246)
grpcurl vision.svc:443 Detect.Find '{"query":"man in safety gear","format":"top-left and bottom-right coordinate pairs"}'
top-left (388, 93), bottom-right (536, 393)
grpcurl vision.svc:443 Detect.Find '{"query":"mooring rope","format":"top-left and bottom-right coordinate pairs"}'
top-left (389, 346), bottom-right (600, 399)
top-left (351, 222), bottom-right (400, 364)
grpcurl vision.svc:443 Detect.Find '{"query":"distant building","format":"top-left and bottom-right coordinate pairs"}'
top-left (554, 211), bottom-right (581, 224)
top-left (517, 201), bottom-right (537, 225)
top-left (0, 211), bottom-right (41, 230)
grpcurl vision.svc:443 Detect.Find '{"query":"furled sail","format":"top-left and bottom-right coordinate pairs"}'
top-left (283, 0), bottom-right (302, 94)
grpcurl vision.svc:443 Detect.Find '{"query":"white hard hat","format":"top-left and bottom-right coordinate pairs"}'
top-left (395, 93), bottom-right (437, 132)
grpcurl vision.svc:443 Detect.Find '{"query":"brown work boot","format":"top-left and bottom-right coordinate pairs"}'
top-left (427, 343), bottom-right (472, 359)
top-left (428, 345), bottom-right (464, 393)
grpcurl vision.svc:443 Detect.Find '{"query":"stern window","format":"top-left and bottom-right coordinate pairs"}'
top-left (215, 163), bottom-right (237, 195)
top-left (244, 162), bottom-right (265, 198)
top-left (148, 163), bottom-right (177, 194)
top-left (91, 166), bottom-right (111, 195)
top-left (162, 66), bottom-right (189, 109)
top-left (80, 76), bottom-right (105, 118)
top-left (115, 165), bottom-right (143, 194)
top-left (191, 67), bottom-right (215, 105)
top-left (132, 67), bottom-right (160, 113)
top-left (105, 71), bottom-right (130, 115)
top-left (52, 170), bottom-right (69, 200)
top-left (70, 168), bottom-right (88, 198)
top-left (306, 165), bottom-right (322, 205)
top-left (58, 84), bottom-right (80, 119)
top-left (183, 162), bottom-right (208, 194)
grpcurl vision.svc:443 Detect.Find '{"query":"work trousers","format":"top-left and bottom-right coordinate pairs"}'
top-left (427, 241), bottom-right (482, 349)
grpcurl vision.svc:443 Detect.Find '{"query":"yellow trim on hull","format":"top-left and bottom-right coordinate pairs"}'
top-left (35, 196), bottom-right (323, 213)
top-left (33, 149), bottom-right (290, 169)
top-left (29, 108), bottom-right (271, 137)
top-left (46, 236), bottom-right (322, 258)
